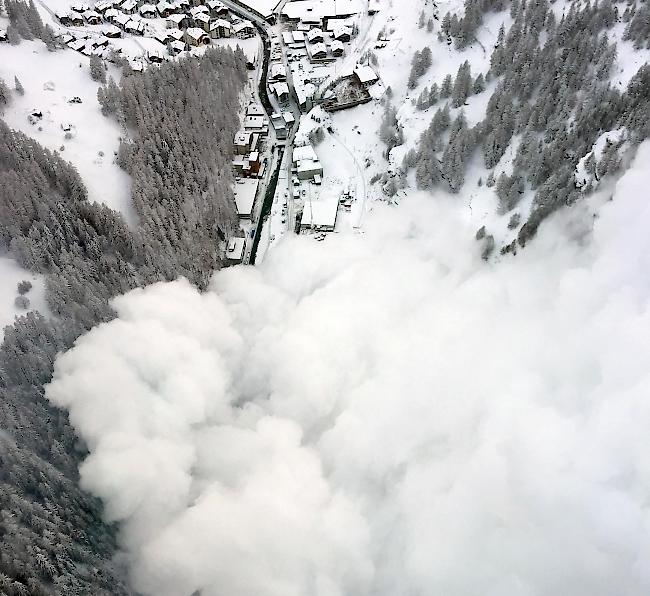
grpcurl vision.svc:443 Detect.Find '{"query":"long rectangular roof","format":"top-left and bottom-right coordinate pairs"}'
top-left (233, 179), bottom-right (259, 217)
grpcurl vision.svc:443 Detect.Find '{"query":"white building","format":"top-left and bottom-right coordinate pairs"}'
top-left (300, 196), bottom-right (338, 231)
top-left (225, 237), bottom-right (246, 264)
top-left (233, 179), bottom-right (259, 220)
top-left (244, 115), bottom-right (267, 130)
top-left (293, 144), bottom-right (322, 181)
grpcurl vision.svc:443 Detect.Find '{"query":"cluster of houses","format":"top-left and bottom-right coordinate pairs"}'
top-left (279, 15), bottom-right (354, 63)
top-left (280, 0), bottom-right (358, 62)
top-left (232, 103), bottom-right (269, 179)
top-left (54, 0), bottom-right (256, 60)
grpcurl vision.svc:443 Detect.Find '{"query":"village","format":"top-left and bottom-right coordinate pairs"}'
top-left (224, 0), bottom-right (384, 265)
top-left (1, 0), bottom-right (383, 266)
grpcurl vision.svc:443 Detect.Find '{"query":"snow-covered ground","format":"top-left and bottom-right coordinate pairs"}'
top-left (0, 40), bottom-right (135, 221)
top-left (238, 0), bottom-right (280, 18)
top-left (0, 258), bottom-right (47, 337)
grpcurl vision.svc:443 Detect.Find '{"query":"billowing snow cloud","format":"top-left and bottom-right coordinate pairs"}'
top-left (46, 142), bottom-right (650, 596)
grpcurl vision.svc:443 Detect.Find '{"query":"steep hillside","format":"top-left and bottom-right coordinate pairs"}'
top-left (324, 0), bottom-right (650, 256)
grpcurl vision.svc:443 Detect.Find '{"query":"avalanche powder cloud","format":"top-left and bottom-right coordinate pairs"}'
top-left (46, 142), bottom-right (650, 596)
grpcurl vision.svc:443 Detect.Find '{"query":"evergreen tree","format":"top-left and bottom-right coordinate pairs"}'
top-left (89, 55), bottom-right (106, 83)
top-left (451, 60), bottom-right (472, 107)
top-left (440, 73), bottom-right (453, 98)
top-left (13, 76), bottom-right (24, 96)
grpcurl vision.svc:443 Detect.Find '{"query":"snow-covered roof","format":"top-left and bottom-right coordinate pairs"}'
top-left (353, 64), bottom-right (378, 84)
top-left (273, 81), bottom-right (290, 96)
top-left (67, 38), bottom-right (86, 50)
top-left (167, 13), bottom-right (187, 23)
top-left (301, 195), bottom-right (338, 228)
top-left (292, 30), bottom-right (305, 42)
top-left (234, 130), bottom-right (251, 145)
top-left (246, 103), bottom-right (265, 116)
top-left (307, 27), bottom-right (323, 41)
top-left (282, 111), bottom-right (295, 124)
top-left (185, 27), bottom-right (208, 40)
top-left (332, 24), bottom-right (351, 39)
top-left (233, 179), bottom-right (258, 218)
top-left (282, 0), bottom-right (360, 22)
top-left (226, 237), bottom-right (245, 260)
top-left (190, 5), bottom-right (209, 15)
top-left (293, 143), bottom-right (317, 163)
top-left (194, 12), bottom-right (209, 23)
top-left (331, 39), bottom-right (344, 53)
top-left (139, 3), bottom-right (156, 12)
top-left (244, 115), bottom-right (266, 128)
top-left (282, 31), bottom-right (293, 44)
top-left (309, 42), bottom-right (327, 56)
top-left (270, 63), bottom-right (286, 79)
top-left (210, 18), bottom-right (231, 29)
top-left (170, 39), bottom-right (186, 51)
top-left (233, 20), bottom-right (254, 33)
top-left (121, 0), bottom-right (136, 10)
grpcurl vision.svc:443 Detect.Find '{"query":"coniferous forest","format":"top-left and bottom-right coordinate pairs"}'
top-left (400, 0), bottom-right (650, 251)
top-left (0, 47), bottom-right (246, 595)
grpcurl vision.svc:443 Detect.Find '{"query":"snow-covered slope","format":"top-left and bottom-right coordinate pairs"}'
top-left (0, 258), bottom-right (47, 335)
top-left (0, 40), bottom-right (135, 221)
